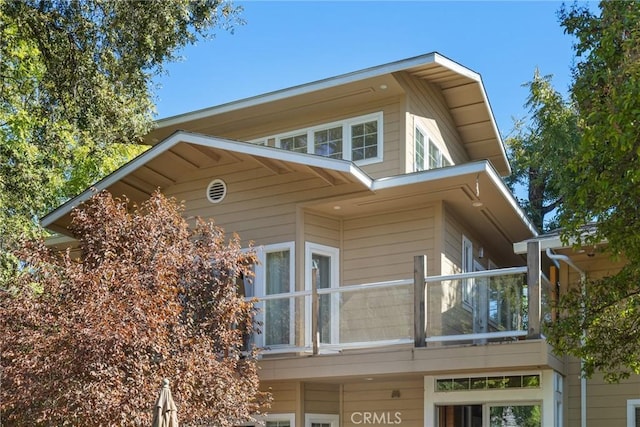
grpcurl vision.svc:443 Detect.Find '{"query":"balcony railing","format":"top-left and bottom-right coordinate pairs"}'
top-left (250, 241), bottom-right (550, 354)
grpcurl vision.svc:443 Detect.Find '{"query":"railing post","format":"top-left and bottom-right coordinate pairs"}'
top-left (414, 255), bottom-right (427, 347)
top-left (527, 241), bottom-right (541, 338)
top-left (311, 267), bottom-right (319, 355)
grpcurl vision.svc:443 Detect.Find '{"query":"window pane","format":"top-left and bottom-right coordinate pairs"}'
top-left (490, 405), bottom-right (541, 427)
top-left (351, 120), bottom-right (378, 161)
top-left (266, 251), bottom-right (290, 295)
top-left (266, 421), bottom-right (291, 427)
top-left (281, 134), bottom-right (307, 153)
top-left (314, 126), bottom-right (343, 159)
top-left (429, 140), bottom-right (440, 169)
top-left (265, 250), bottom-right (291, 346)
top-left (415, 129), bottom-right (425, 171)
top-left (313, 253), bottom-right (332, 343)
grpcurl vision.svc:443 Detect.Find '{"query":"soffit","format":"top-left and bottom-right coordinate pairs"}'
top-left (304, 164), bottom-right (534, 265)
top-left (145, 53), bottom-right (509, 175)
top-left (42, 133), bottom-right (372, 236)
top-left (404, 62), bottom-right (508, 175)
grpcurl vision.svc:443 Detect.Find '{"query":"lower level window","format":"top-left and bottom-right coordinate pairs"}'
top-left (628, 399), bottom-right (640, 427)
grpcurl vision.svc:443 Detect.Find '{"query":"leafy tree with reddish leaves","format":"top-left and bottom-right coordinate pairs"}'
top-left (0, 190), bottom-right (269, 426)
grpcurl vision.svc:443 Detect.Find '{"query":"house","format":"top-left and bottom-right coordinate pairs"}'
top-left (42, 53), bottom-right (638, 426)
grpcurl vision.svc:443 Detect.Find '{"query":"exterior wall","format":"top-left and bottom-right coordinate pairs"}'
top-left (558, 255), bottom-right (640, 427)
top-left (228, 98), bottom-right (404, 180)
top-left (342, 204), bottom-right (436, 285)
top-left (394, 71), bottom-right (469, 174)
top-left (343, 378), bottom-right (424, 427)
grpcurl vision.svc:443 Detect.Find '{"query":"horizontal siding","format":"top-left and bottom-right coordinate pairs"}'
top-left (163, 164), bottom-right (363, 247)
top-left (394, 71), bottom-right (468, 173)
top-left (262, 381), bottom-right (298, 414)
top-left (305, 382), bottom-right (339, 414)
top-left (562, 256), bottom-right (638, 427)
top-left (343, 378), bottom-right (423, 427)
top-left (304, 212), bottom-right (341, 248)
top-left (342, 205), bottom-right (435, 284)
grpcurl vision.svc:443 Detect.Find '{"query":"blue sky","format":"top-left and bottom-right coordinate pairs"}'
top-left (154, 1), bottom-right (580, 140)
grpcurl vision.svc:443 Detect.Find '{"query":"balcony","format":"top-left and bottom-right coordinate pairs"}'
top-left (250, 242), bottom-right (551, 355)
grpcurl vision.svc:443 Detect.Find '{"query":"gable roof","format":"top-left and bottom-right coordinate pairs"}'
top-left (43, 130), bottom-right (536, 266)
top-left (41, 131), bottom-right (373, 235)
top-left (146, 52), bottom-right (510, 175)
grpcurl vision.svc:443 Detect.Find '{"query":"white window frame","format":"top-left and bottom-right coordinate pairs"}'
top-left (305, 242), bottom-right (340, 346)
top-left (254, 242), bottom-right (296, 349)
top-left (250, 413), bottom-right (296, 427)
top-left (628, 399), bottom-right (640, 427)
top-left (414, 124), bottom-right (451, 171)
top-left (253, 112), bottom-right (383, 165)
top-left (305, 413), bottom-right (339, 427)
top-left (462, 235), bottom-right (474, 307)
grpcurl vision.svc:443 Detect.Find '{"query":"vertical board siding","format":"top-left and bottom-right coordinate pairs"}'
top-left (342, 378), bottom-right (424, 427)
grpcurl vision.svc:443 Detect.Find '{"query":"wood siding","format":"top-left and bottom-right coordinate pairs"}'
top-left (343, 378), bottom-right (424, 427)
top-left (394, 71), bottom-right (468, 173)
top-left (560, 255), bottom-right (640, 427)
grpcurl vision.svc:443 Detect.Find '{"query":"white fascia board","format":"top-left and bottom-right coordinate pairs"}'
top-left (41, 134), bottom-right (184, 227)
top-left (41, 131), bottom-right (373, 228)
top-left (156, 52), bottom-right (484, 128)
top-left (373, 161), bottom-right (537, 237)
top-left (513, 232), bottom-right (605, 255)
top-left (181, 133), bottom-right (373, 188)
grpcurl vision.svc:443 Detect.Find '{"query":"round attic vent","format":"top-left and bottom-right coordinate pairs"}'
top-left (206, 179), bottom-right (227, 203)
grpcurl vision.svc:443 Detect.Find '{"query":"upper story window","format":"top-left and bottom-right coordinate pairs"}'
top-left (415, 126), bottom-right (451, 171)
top-left (252, 112), bottom-right (383, 165)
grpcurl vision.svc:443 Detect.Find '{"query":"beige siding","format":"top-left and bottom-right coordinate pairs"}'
top-left (262, 381), bottom-right (299, 414)
top-left (342, 205), bottom-right (435, 284)
top-left (560, 255), bottom-right (640, 427)
top-left (221, 98), bottom-right (403, 180)
top-left (304, 212), bottom-right (341, 248)
top-left (394, 72), bottom-right (468, 173)
top-left (304, 382), bottom-right (340, 414)
top-left (163, 164), bottom-right (363, 247)
top-left (342, 378), bottom-right (424, 427)
top-left (339, 206), bottom-right (434, 343)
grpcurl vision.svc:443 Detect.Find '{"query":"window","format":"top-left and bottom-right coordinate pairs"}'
top-left (250, 413), bottom-right (295, 427)
top-left (414, 126), bottom-right (451, 171)
top-left (255, 243), bottom-right (295, 348)
top-left (253, 112), bottom-right (383, 165)
top-left (314, 126), bottom-right (343, 159)
top-left (306, 414), bottom-right (339, 427)
top-left (462, 236), bottom-right (474, 306)
top-left (628, 399), bottom-right (640, 427)
top-left (305, 243), bottom-right (340, 346)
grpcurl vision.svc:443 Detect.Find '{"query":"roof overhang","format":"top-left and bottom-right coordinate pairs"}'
top-left (146, 52), bottom-right (510, 175)
top-left (41, 131), bottom-right (373, 236)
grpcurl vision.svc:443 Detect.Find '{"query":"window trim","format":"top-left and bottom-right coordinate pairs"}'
top-left (462, 235), bottom-right (474, 307)
top-left (305, 413), bottom-right (339, 427)
top-left (628, 399), bottom-right (640, 427)
top-left (305, 242), bottom-right (340, 346)
top-left (251, 112), bottom-right (384, 165)
top-left (254, 242), bottom-right (296, 348)
top-left (414, 124), bottom-right (451, 171)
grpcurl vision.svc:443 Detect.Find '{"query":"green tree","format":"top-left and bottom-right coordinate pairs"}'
top-left (504, 69), bottom-right (580, 232)
top-left (544, 1), bottom-right (640, 381)
top-left (0, 0), bottom-right (243, 281)
top-left (0, 190), bottom-right (269, 425)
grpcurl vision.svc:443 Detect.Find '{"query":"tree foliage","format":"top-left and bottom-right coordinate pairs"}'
top-left (504, 69), bottom-right (580, 231)
top-left (543, 1), bottom-right (640, 380)
top-left (0, 0), bottom-right (243, 273)
top-left (0, 190), bottom-right (269, 425)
